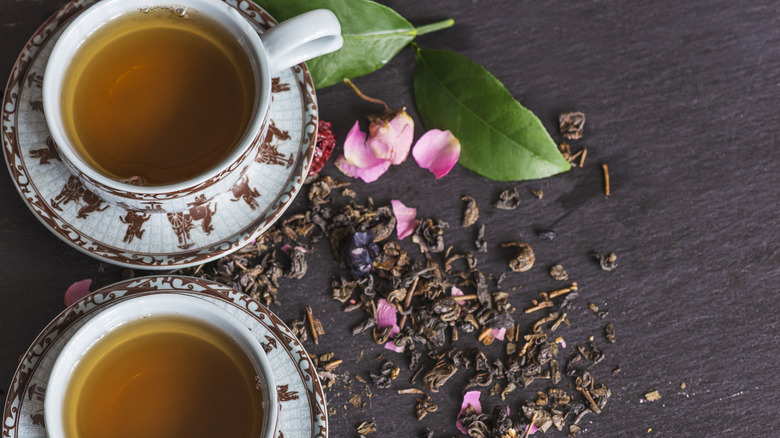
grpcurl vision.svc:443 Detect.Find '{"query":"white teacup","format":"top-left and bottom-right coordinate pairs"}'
top-left (43, 0), bottom-right (342, 213)
top-left (45, 293), bottom-right (279, 438)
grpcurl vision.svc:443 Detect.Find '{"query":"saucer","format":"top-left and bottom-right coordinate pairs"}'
top-left (2, 275), bottom-right (328, 438)
top-left (2, 0), bottom-right (317, 269)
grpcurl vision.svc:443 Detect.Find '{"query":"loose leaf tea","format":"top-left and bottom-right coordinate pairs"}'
top-left (174, 174), bottom-right (618, 437)
top-left (461, 195), bottom-right (479, 227)
top-left (414, 47), bottom-right (571, 181)
top-left (255, 0), bottom-right (453, 88)
top-left (558, 112), bottom-right (586, 140)
top-left (495, 188), bottom-right (521, 210)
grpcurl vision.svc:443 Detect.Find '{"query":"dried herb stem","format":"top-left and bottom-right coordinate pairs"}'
top-left (551, 313), bottom-right (569, 331)
top-left (305, 305), bottom-right (319, 345)
top-left (343, 78), bottom-right (390, 113)
top-left (524, 300), bottom-right (553, 314)
top-left (577, 386), bottom-right (602, 414)
top-left (522, 411), bottom-right (540, 438)
top-left (397, 388), bottom-right (426, 395)
top-left (602, 164), bottom-right (610, 196)
top-left (547, 283), bottom-right (578, 299)
top-left (229, 255), bottom-right (248, 271)
top-left (579, 148), bottom-right (588, 167)
top-left (398, 277), bottom-right (420, 330)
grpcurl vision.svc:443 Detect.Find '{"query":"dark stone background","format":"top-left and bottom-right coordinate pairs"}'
top-left (1, 1), bottom-right (778, 437)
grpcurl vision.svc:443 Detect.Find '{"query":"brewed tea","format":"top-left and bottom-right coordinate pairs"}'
top-left (63, 316), bottom-right (264, 438)
top-left (61, 9), bottom-right (256, 185)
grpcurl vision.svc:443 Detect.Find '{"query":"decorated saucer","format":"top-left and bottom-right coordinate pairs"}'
top-left (2, 275), bottom-right (327, 438)
top-left (2, 0), bottom-right (317, 269)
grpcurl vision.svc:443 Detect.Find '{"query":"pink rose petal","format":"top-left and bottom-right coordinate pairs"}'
top-left (64, 279), bottom-right (92, 306)
top-left (376, 298), bottom-right (397, 329)
top-left (526, 423), bottom-right (538, 435)
top-left (412, 129), bottom-right (461, 179)
top-left (384, 340), bottom-right (405, 353)
top-left (456, 390), bottom-right (482, 434)
top-left (494, 327), bottom-right (507, 341)
top-left (336, 121), bottom-right (392, 183)
top-left (368, 111), bottom-right (414, 165)
top-left (391, 200), bottom-right (419, 240)
top-left (451, 286), bottom-right (465, 305)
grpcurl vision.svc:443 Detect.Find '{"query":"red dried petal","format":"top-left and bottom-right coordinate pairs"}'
top-left (309, 120), bottom-right (337, 176)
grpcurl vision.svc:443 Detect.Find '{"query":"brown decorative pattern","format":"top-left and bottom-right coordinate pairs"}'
top-left (50, 175), bottom-right (108, 219)
top-left (230, 175), bottom-right (261, 210)
top-left (29, 136), bottom-right (60, 165)
top-left (119, 210), bottom-right (151, 243)
top-left (256, 120), bottom-right (294, 168)
top-left (1, 0), bottom-right (318, 268)
top-left (1, 275), bottom-right (327, 438)
top-left (272, 77), bottom-right (290, 93)
top-left (278, 385), bottom-right (300, 402)
top-left (166, 196), bottom-right (217, 250)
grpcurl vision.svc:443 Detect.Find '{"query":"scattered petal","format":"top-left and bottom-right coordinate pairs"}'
top-left (336, 122), bottom-right (392, 183)
top-left (64, 279), bottom-right (92, 306)
top-left (494, 327), bottom-right (507, 341)
top-left (391, 200), bottom-right (419, 240)
top-left (384, 340), bottom-right (404, 353)
top-left (451, 286), bottom-right (468, 307)
top-left (376, 298), bottom-right (397, 329)
top-left (412, 129), bottom-right (461, 179)
top-left (456, 390), bottom-right (482, 434)
top-left (368, 111), bottom-right (414, 165)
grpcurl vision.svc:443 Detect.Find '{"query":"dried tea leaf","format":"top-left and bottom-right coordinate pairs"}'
top-left (550, 264), bottom-right (568, 281)
top-left (415, 395), bottom-right (438, 420)
top-left (475, 223), bottom-right (487, 253)
top-left (605, 322), bottom-right (616, 343)
top-left (531, 188), bottom-right (543, 199)
top-left (349, 393), bottom-right (362, 408)
top-left (461, 195), bottom-right (479, 227)
top-left (502, 242), bottom-right (535, 272)
top-left (644, 390), bottom-right (661, 402)
top-left (356, 421), bottom-right (377, 435)
top-left (592, 251), bottom-right (618, 271)
top-left (495, 188), bottom-right (521, 210)
top-left (559, 112), bottom-right (586, 140)
top-left (422, 361), bottom-right (458, 392)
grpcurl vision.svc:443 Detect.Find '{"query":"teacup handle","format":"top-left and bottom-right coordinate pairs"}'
top-left (260, 9), bottom-right (343, 72)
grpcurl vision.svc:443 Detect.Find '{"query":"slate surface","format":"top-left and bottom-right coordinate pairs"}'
top-left (1, 1), bottom-right (778, 437)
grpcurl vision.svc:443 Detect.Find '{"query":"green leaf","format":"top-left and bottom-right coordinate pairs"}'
top-left (413, 48), bottom-right (571, 181)
top-left (256, 0), bottom-right (451, 88)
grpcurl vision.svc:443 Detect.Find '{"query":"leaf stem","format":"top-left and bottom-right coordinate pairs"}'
top-left (415, 19), bottom-right (454, 36)
top-left (343, 78), bottom-right (390, 112)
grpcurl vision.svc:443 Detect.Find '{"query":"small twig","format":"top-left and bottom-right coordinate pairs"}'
top-left (602, 164), bottom-right (611, 196)
top-left (551, 313), bottom-right (569, 331)
top-left (305, 306), bottom-right (319, 345)
top-left (229, 255), bottom-right (247, 271)
top-left (524, 300), bottom-right (553, 314)
top-left (398, 277), bottom-right (420, 330)
top-left (522, 411), bottom-right (540, 438)
top-left (397, 388), bottom-right (426, 395)
top-left (452, 294), bottom-right (479, 301)
top-left (579, 148), bottom-right (588, 167)
top-left (577, 385), bottom-right (602, 414)
top-left (343, 78), bottom-right (389, 112)
top-left (192, 264), bottom-right (204, 275)
top-left (548, 283), bottom-right (579, 299)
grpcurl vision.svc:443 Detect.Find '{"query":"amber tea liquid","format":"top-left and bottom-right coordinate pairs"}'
top-left (62, 316), bottom-right (264, 438)
top-left (61, 9), bottom-right (255, 185)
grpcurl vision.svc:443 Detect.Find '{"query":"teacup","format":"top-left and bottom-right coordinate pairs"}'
top-left (45, 293), bottom-right (279, 438)
top-left (42, 0), bottom-right (342, 212)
